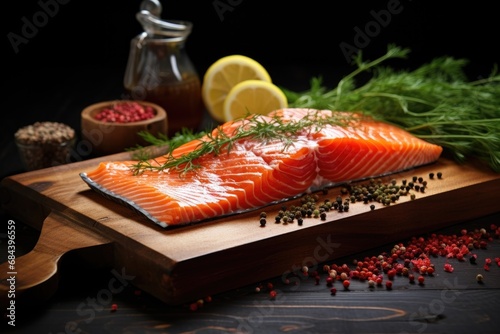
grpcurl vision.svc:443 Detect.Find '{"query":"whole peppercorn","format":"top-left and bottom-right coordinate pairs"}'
top-left (259, 218), bottom-right (266, 227)
top-left (426, 266), bottom-right (435, 275)
top-left (476, 274), bottom-right (484, 282)
top-left (408, 274), bottom-right (415, 283)
top-left (469, 254), bottom-right (478, 264)
top-left (342, 280), bottom-right (350, 289)
top-left (326, 276), bottom-right (334, 286)
top-left (387, 268), bottom-right (396, 280)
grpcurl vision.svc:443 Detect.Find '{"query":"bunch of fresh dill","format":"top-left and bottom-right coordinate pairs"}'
top-left (282, 44), bottom-right (500, 172)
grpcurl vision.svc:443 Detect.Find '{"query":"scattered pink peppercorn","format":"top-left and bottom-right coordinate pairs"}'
top-left (110, 303), bottom-right (118, 312)
top-left (385, 281), bottom-right (393, 290)
top-left (408, 274), bottom-right (415, 283)
top-left (387, 269), bottom-right (396, 280)
top-left (269, 290), bottom-right (277, 299)
top-left (330, 287), bottom-right (337, 295)
top-left (417, 276), bottom-right (425, 285)
top-left (326, 276), bottom-right (334, 286)
top-left (342, 280), bottom-right (350, 289)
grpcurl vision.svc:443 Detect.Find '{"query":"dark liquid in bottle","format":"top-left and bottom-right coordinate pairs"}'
top-left (125, 73), bottom-right (204, 137)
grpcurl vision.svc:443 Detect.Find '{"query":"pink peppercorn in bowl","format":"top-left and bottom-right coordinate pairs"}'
top-left (81, 100), bottom-right (168, 156)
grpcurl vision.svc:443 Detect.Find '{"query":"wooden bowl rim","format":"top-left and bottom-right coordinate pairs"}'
top-left (81, 100), bottom-right (166, 126)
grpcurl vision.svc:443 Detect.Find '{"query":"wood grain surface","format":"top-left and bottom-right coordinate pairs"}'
top-left (1, 152), bottom-right (499, 307)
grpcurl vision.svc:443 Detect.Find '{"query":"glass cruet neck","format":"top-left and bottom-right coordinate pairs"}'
top-left (136, 0), bottom-right (192, 41)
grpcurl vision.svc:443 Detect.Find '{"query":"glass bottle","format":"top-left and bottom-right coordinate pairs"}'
top-left (124, 0), bottom-right (203, 137)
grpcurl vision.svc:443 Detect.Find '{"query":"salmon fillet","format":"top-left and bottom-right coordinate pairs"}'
top-left (80, 108), bottom-right (443, 227)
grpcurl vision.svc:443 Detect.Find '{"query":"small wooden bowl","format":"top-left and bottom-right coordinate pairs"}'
top-left (81, 100), bottom-right (168, 156)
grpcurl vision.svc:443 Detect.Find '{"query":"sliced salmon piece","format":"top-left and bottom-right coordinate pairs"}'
top-left (81, 108), bottom-right (443, 227)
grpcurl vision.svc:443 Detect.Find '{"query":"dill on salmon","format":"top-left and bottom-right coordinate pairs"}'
top-left (130, 110), bottom-right (357, 175)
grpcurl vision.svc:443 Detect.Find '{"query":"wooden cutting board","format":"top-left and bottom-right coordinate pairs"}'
top-left (1, 151), bottom-right (499, 306)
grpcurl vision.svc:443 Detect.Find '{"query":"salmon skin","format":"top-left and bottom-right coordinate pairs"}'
top-left (80, 108), bottom-right (443, 228)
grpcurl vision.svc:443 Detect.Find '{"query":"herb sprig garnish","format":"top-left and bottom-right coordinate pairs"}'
top-left (283, 44), bottom-right (500, 172)
top-left (129, 111), bottom-right (354, 175)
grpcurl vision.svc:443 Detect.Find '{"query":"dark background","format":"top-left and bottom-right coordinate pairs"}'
top-left (3, 0), bottom-right (499, 179)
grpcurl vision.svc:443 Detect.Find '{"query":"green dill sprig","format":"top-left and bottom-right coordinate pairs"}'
top-left (129, 112), bottom-right (354, 175)
top-left (127, 128), bottom-right (205, 162)
top-left (283, 45), bottom-right (500, 172)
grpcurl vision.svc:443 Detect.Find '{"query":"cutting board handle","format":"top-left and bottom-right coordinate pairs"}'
top-left (0, 211), bottom-right (111, 307)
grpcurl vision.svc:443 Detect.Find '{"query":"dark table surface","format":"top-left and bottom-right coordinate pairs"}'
top-left (2, 213), bottom-right (499, 334)
top-left (2, 1), bottom-right (500, 333)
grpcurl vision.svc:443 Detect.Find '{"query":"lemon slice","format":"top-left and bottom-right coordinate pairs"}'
top-left (223, 80), bottom-right (288, 121)
top-left (202, 55), bottom-right (272, 122)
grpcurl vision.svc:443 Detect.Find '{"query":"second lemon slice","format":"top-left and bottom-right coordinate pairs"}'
top-left (202, 55), bottom-right (272, 122)
top-left (223, 80), bottom-right (288, 121)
